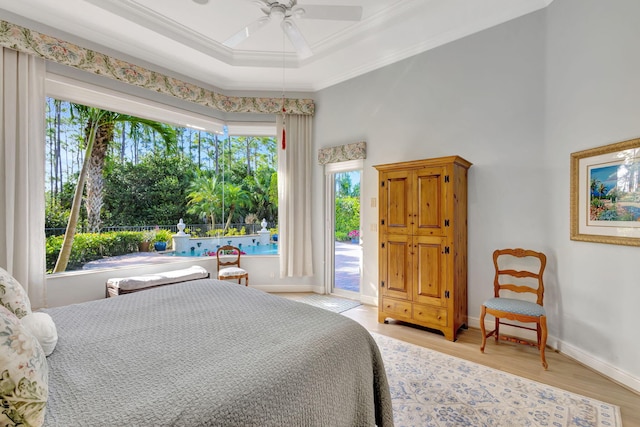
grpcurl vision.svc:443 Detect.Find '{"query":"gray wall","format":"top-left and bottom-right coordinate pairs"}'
top-left (544, 0), bottom-right (640, 383)
top-left (313, 0), bottom-right (639, 390)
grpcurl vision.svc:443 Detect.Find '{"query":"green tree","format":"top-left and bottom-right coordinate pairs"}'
top-left (220, 183), bottom-right (250, 233)
top-left (186, 174), bottom-right (221, 230)
top-left (243, 167), bottom-right (277, 222)
top-left (69, 104), bottom-right (176, 233)
top-left (335, 196), bottom-right (360, 239)
top-left (104, 153), bottom-right (196, 225)
top-left (337, 173), bottom-right (353, 197)
top-left (598, 183), bottom-right (607, 198)
top-left (53, 108), bottom-right (105, 273)
top-left (268, 171), bottom-right (278, 212)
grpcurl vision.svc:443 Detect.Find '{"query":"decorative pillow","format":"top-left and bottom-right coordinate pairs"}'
top-left (0, 267), bottom-right (32, 318)
top-left (0, 305), bottom-right (48, 427)
top-left (20, 312), bottom-right (58, 357)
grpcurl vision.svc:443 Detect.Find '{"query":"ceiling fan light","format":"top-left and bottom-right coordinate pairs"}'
top-left (270, 5), bottom-right (286, 20)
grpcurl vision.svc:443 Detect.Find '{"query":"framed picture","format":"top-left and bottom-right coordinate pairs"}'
top-left (570, 137), bottom-right (640, 246)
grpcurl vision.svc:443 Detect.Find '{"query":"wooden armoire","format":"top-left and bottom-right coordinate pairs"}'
top-left (375, 156), bottom-right (472, 341)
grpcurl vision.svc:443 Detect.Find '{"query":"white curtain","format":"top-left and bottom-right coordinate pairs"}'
top-left (277, 114), bottom-right (314, 277)
top-left (0, 48), bottom-right (46, 308)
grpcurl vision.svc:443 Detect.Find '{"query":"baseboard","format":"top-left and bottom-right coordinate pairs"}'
top-left (556, 339), bottom-right (640, 394)
top-left (360, 294), bottom-right (377, 306)
top-left (469, 315), bottom-right (640, 394)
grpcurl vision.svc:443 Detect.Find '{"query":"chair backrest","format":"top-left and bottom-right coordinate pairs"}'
top-left (493, 248), bottom-right (547, 305)
top-left (216, 245), bottom-right (242, 270)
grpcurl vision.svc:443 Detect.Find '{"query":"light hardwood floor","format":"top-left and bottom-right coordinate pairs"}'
top-left (282, 294), bottom-right (640, 427)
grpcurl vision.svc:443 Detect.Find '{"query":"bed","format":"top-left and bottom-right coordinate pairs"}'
top-left (40, 279), bottom-right (394, 426)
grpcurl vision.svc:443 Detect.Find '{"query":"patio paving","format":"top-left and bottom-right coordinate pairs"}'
top-left (334, 241), bottom-right (361, 293)
top-left (83, 252), bottom-right (176, 270)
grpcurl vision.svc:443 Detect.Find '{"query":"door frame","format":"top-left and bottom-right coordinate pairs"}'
top-left (324, 159), bottom-right (363, 296)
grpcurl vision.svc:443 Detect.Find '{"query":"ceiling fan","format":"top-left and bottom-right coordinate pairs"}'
top-left (216, 0), bottom-right (363, 58)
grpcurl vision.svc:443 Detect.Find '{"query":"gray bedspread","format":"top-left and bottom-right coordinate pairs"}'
top-left (42, 280), bottom-right (394, 426)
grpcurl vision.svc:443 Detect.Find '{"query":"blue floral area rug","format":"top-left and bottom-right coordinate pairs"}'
top-left (371, 333), bottom-right (621, 427)
top-left (295, 294), bottom-right (361, 313)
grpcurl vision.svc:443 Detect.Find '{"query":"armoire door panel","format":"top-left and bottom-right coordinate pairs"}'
top-left (381, 171), bottom-right (412, 235)
top-left (413, 236), bottom-right (447, 307)
top-left (415, 167), bottom-right (445, 235)
top-left (382, 235), bottom-right (411, 300)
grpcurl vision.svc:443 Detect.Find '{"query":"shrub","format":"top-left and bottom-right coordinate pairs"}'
top-left (334, 231), bottom-right (348, 242)
top-left (185, 227), bottom-right (201, 237)
top-left (336, 196), bottom-right (360, 238)
top-left (46, 231), bottom-right (140, 273)
top-left (206, 229), bottom-right (223, 237)
top-left (154, 229), bottom-right (173, 245)
top-left (141, 230), bottom-right (156, 242)
top-left (225, 227), bottom-right (239, 236)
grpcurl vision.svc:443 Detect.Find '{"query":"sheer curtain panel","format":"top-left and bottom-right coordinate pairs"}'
top-left (277, 114), bottom-right (314, 277)
top-left (0, 48), bottom-right (46, 308)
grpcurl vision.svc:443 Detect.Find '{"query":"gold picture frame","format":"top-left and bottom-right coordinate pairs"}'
top-left (570, 137), bottom-right (640, 246)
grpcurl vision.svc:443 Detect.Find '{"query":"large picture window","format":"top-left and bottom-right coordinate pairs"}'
top-left (45, 76), bottom-right (278, 274)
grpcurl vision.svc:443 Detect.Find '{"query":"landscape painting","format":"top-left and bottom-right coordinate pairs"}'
top-left (571, 137), bottom-right (640, 246)
top-left (589, 162), bottom-right (640, 223)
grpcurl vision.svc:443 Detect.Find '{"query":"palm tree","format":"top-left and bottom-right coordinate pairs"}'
top-left (53, 105), bottom-right (176, 273)
top-left (590, 178), bottom-right (600, 198)
top-left (186, 174), bottom-right (221, 231)
top-left (220, 183), bottom-right (250, 233)
top-left (598, 183), bottom-right (607, 199)
top-left (69, 104), bottom-right (176, 233)
top-left (246, 168), bottom-right (276, 221)
top-left (53, 108), bottom-right (105, 273)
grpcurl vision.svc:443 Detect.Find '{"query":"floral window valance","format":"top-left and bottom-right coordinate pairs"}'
top-left (318, 141), bottom-right (366, 165)
top-left (0, 20), bottom-right (314, 116)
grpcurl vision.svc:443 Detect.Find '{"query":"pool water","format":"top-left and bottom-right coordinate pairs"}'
top-left (170, 243), bottom-right (278, 257)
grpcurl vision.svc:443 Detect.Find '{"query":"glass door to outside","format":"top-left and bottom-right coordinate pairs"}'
top-left (331, 170), bottom-right (361, 296)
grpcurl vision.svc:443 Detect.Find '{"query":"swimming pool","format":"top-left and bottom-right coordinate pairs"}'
top-left (170, 243), bottom-right (278, 257)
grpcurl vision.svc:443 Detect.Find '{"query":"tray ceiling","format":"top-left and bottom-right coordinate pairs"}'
top-left (0, 0), bottom-right (552, 92)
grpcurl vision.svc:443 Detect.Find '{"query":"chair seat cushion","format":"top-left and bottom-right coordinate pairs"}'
top-left (483, 297), bottom-right (545, 317)
top-left (218, 267), bottom-right (248, 278)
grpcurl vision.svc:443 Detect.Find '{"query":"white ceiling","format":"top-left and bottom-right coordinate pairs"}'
top-left (0, 0), bottom-right (552, 92)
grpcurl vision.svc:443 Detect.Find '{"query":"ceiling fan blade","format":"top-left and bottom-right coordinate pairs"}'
top-left (281, 18), bottom-right (313, 59)
top-left (223, 16), bottom-right (271, 48)
top-left (293, 5), bottom-right (363, 21)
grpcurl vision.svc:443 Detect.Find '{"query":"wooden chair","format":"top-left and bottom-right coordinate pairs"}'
top-left (480, 248), bottom-right (548, 369)
top-left (216, 245), bottom-right (248, 286)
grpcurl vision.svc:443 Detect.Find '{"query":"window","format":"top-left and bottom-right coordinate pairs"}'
top-left (45, 75), bottom-right (278, 273)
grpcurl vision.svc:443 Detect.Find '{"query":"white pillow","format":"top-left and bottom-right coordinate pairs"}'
top-left (0, 266), bottom-right (32, 318)
top-left (21, 312), bottom-right (58, 357)
top-left (0, 305), bottom-right (48, 427)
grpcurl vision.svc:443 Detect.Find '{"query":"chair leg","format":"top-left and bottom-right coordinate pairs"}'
top-left (539, 315), bottom-right (548, 370)
top-left (480, 305), bottom-right (487, 353)
top-left (244, 275), bottom-right (248, 287)
top-left (494, 318), bottom-right (500, 343)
